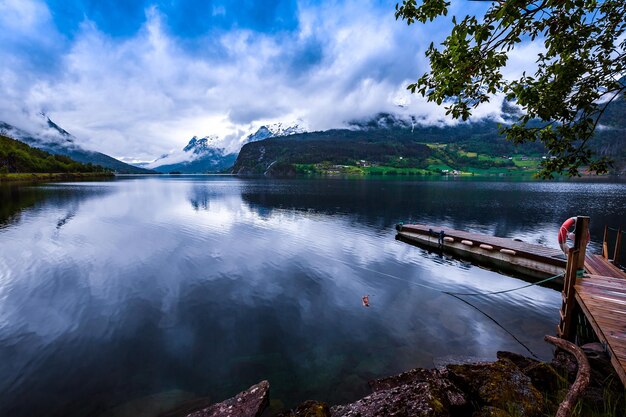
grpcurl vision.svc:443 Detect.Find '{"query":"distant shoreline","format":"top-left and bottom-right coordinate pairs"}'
top-left (0, 172), bottom-right (115, 183)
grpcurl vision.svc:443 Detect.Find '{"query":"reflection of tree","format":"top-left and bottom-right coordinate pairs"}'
top-left (0, 186), bottom-right (47, 227)
top-left (0, 184), bottom-right (112, 229)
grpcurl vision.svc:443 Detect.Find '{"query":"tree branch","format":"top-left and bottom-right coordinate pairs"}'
top-left (544, 335), bottom-right (591, 417)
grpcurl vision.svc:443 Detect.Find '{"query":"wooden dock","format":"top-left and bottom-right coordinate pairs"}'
top-left (550, 216), bottom-right (626, 387)
top-left (396, 223), bottom-right (566, 280)
top-left (397, 218), bottom-right (626, 386)
top-left (574, 255), bottom-right (626, 386)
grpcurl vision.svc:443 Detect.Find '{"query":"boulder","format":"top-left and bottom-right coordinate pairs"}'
top-left (330, 381), bottom-right (451, 417)
top-left (369, 368), bottom-right (467, 410)
top-left (186, 381), bottom-right (269, 417)
top-left (446, 359), bottom-right (543, 417)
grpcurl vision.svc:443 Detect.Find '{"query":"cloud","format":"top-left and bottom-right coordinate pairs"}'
top-left (0, 0), bottom-right (546, 161)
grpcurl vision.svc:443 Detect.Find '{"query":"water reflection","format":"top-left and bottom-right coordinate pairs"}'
top-left (0, 177), bottom-right (624, 417)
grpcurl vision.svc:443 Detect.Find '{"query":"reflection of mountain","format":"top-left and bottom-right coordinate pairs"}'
top-left (238, 179), bottom-right (622, 243)
top-left (0, 183), bottom-right (113, 229)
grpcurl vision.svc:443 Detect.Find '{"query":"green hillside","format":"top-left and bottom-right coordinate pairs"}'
top-left (233, 100), bottom-right (626, 177)
top-left (0, 134), bottom-right (111, 174)
top-left (232, 122), bottom-right (546, 177)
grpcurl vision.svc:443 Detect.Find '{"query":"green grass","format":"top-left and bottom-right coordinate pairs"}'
top-left (0, 172), bottom-right (114, 183)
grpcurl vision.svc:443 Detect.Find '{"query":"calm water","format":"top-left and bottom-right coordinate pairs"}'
top-left (1, 176), bottom-right (625, 416)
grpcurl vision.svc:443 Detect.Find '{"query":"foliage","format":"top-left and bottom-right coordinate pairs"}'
top-left (0, 134), bottom-right (110, 174)
top-left (233, 122), bottom-right (554, 176)
top-left (395, 0), bottom-right (626, 178)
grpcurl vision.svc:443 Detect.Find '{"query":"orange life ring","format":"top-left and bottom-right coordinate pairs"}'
top-left (558, 217), bottom-right (590, 254)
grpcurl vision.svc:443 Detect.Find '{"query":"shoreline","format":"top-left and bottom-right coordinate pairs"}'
top-left (0, 172), bottom-right (115, 183)
top-left (177, 347), bottom-right (624, 417)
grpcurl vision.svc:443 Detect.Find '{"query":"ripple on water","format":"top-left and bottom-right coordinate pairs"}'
top-left (0, 177), bottom-right (624, 417)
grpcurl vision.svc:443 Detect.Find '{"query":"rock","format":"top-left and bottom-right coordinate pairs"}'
top-left (369, 368), bottom-right (467, 410)
top-left (446, 359), bottom-right (543, 417)
top-left (522, 361), bottom-right (561, 393)
top-left (330, 382), bottom-right (451, 417)
top-left (277, 400), bottom-right (331, 417)
top-left (551, 350), bottom-right (578, 382)
top-left (186, 381), bottom-right (269, 417)
top-left (496, 351), bottom-right (540, 371)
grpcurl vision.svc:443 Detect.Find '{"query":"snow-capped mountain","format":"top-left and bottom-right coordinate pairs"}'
top-left (0, 115), bottom-right (152, 174)
top-left (147, 135), bottom-right (237, 173)
top-left (183, 135), bottom-right (220, 154)
top-left (246, 122), bottom-right (307, 143)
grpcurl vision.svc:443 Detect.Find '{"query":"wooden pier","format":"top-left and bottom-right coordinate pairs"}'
top-left (557, 217), bottom-right (626, 386)
top-left (397, 218), bottom-right (626, 386)
top-left (396, 223), bottom-right (567, 280)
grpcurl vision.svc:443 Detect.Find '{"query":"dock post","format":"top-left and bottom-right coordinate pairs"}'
top-left (602, 225), bottom-right (608, 259)
top-left (574, 216), bottom-right (589, 271)
top-left (557, 216), bottom-right (590, 341)
top-left (613, 226), bottom-right (622, 267)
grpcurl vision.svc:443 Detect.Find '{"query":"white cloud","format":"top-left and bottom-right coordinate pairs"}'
top-left (0, 0), bottom-right (547, 162)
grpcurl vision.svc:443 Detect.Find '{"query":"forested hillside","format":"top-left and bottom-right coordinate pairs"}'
top-left (233, 100), bottom-right (626, 177)
top-left (0, 134), bottom-right (110, 174)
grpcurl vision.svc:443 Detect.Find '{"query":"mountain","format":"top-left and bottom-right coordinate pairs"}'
top-left (139, 121), bottom-right (306, 173)
top-left (0, 133), bottom-right (110, 174)
top-left (233, 99), bottom-right (626, 176)
top-left (245, 122), bottom-right (307, 143)
top-left (0, 117), bottom-right (152, 174)
top-left (149, 135), bottom-right (237, 173)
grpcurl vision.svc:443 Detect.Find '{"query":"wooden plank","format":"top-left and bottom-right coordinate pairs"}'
top-left (580, 275), bottom-right (626, 285)
top-left (576, 281), bottom-right (626, 294)
top-left (576, 288), bottom-right (626, 302)
top-left (574, 293), bottom-right (626, 386)
top-left (577, 277), bottom-right (624, 287)
top-left (585, 254), bottom-right (626, 278)
top-left (578, 291), bottom-right (626, 306)
top-left (400, 224), bottom-right (566, 266)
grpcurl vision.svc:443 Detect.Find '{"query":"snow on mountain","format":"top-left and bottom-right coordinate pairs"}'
top-left (245, 122), bottom-right (307, 143)
top-left (146, 121), bottom-right (307, 173)
top-left (146, 135), bottom-right (236, 173)
top-left (183, 135), bottom-right (220, 154)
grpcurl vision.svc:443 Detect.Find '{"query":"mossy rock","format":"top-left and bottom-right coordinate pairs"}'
top-left (447, 359), bottom-right (543, 417)
top-left (331, 381), bottom-right (452, 417)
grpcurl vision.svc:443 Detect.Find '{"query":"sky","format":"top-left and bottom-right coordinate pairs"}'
top-left (0, 0), bottom-right (537, 162)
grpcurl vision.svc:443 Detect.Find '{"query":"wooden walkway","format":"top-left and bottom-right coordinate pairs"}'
top-left (399, 224), bottom-right (566, 266)
top-left (397, 221), bottom-right (626, 385)
top-left (397, 224), bottom-right (566, 279)
top-left (576, 255), bottom-right (626, 386)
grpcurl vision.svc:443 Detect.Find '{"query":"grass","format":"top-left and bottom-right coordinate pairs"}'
top-left (0, 172), bottom-right (114, 183)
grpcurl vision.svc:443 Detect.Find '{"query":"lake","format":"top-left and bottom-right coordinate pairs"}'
top-left (1, 176), bottom-right (625, 416)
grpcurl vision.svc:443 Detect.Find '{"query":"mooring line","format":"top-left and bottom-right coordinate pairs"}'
top-left (444, 272), bottom-right (564, 297)
top-left (445, 292), bottom-right (540, 358)
top-left (315, 251), bottom-right (558, 358)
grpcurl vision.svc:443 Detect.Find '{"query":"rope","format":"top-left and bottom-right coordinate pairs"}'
top-left (446, 292), bottom-right (539, 358)
top-left (316, 250), bottom-right (564, 359)
top-left (444, 272), bottom-right (564, 296)
top-left (320, 251), bottom-right (562, 298)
